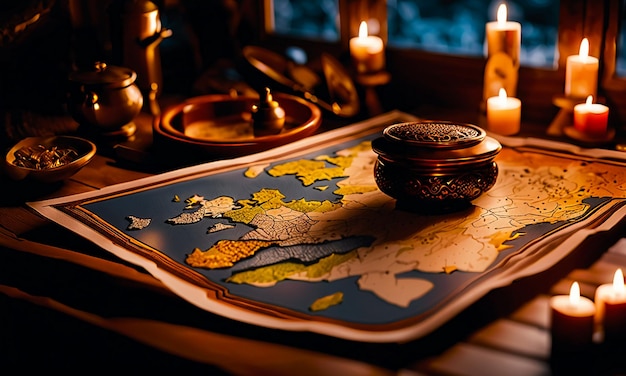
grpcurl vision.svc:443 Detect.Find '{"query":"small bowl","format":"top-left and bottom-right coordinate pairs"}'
top-left (372, 121), bottom-right (502, 213)
top-left (4, 136), bottom-right (97, 183)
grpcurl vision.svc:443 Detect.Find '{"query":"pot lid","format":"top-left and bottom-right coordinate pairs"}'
top-left (383, 121), bottom-right (486, 149)
top-left (372, 121), bottom-right (501, 166)
top-left (68, 62), bottom-right (137, 88)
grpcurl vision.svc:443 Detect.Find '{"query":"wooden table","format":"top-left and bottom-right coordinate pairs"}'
top-left (1, 108), bottom-right (626, 374)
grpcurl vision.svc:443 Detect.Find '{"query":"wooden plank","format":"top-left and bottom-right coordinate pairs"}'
top-left (509, 295), bottom-right (551, 329)
top-left (466, 319), bottom-right (550, 360)
top-left (422, 343), bottom-right (551, 376)
top-left (607, 238), bottom-right (626, 256)
top-left (600, 252), bottom-right (626, 268)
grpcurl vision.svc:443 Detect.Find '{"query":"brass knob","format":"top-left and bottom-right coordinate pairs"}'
top-left (251, 87), bottom-right (285, 137)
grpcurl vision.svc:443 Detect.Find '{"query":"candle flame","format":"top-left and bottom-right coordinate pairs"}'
top-left (358, 21), bottom-right (368, 39)
top-left (569, 281), bottom-right (581, 306)
top-left (498, 87), bottom-right (508, 102)
top-left (585, 95), bottom-right (593, 106)
top-left (579, 38), bottom-right (589, 59)
top-left (497, 3), bottom-right (507, 25)
top-left (614, 268), bottom-right (625, 295)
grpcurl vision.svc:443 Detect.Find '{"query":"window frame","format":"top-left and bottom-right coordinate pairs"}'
top-left (602, 0), bottom-right (625, 91)
top-left (254, 0), bottom-right (624, 127)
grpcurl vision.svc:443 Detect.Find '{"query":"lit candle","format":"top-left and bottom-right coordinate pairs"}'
top-left (573, 95), bottom-right (609, 136)
top-left (565, 38), bottom-right (599, 99)
top-left (486, 88), bottom-right (521, 135)
top-left (550, 281), bottom-right (596, 354)
top-left (594, 268), bottom-right (626, 343)
top-left (483, 3), bottom-right (521, 100)
top-left (349, 21), bottom-right (385, 74)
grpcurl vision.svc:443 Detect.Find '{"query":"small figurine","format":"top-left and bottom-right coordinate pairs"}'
top-left (251, 87), bottom-right (285, 136)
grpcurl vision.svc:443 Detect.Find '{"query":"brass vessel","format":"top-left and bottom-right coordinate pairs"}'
top-left (372, 121), bottom-right (502, 213)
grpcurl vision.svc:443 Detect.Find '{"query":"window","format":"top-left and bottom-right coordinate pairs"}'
top-left (261, 0), bottom-right (625, 126)
top-left (272, 0), bottom-right (560, 68)
top-left (270, 0), bottom-right (340, 42)
top-left (386, 0), bottom-right (559, 68)
top-left (617, 0), bottom-right (626, 76)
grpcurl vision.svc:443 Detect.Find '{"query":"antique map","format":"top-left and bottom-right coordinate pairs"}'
top-left (29, 111), bottom-right (626, 342)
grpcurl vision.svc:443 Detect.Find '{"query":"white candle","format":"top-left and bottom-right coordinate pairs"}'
top-left (350, 21), bottom-right (385, 74)
top-left (594, 268), bottom-right (626, 342)
top-left (573, 95), bottom-right (609, 136)
top-left (550, 281), bottom-right (596, 354)
top-left (565, 38), bottom-right (599, 99)
top-left (486, 88), bottom-right (521, 135)
top-left (483, 3), bottom-right (521, 100)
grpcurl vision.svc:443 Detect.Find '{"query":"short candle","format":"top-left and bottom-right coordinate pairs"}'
top-left (594, 268), bottom-right (626, 342)
top-left (486, 88), bottom-right (521, 135)
top-left (565, 38), bottom-right (599, 99)
top-left (550, 281), bottom-right (596, 354)
top-left (350, 21), bottom-right (385, 74)
top-left (573, 95), bottom-right (609, 136)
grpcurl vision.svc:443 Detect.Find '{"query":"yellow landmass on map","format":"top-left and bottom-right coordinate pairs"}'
top-left (489, 230), bottom-right (523, 252)
top-left (244, 163), bottom-right (270, 178)
top-left (309, 292), bottom-right (344, 311)
top-left (186, 239), bottom-right (275, 268)
top-left (284, 198), bottom-right (341, 213)
top-left (225, 189), bottom-right (285, 223)
top-left (227, 252), bottom-right (356, 285)
top-left (267, 159), bottom-right (347, 186)
top-left (334, 185), bottom-right (378, 196)
top-left (223, 188), bottom-right (340, 225)
top-left (316, 155), bottom-right (354, 169)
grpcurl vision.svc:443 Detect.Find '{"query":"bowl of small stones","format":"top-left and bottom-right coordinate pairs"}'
top-left (4, 136), bottom-right (96, 183)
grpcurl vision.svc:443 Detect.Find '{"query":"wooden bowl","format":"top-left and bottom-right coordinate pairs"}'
top-left (154, 93), bottom-right (322, 161)
top-left (4, 136), bottom-right (96, 183)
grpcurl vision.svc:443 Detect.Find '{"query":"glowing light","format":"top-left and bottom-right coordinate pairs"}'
top-left (579, 38), bottom-right (589, 59)
top-left (358, 21), bottom-right (368, 39)
top-left (497, 3), bottom-right (507, 25)
top-left (569, 281), bottom-right (581, 307)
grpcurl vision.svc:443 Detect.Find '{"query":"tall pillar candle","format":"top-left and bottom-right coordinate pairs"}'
top-left (565, 38), bottom-right (599, 99)
top-left (550, 281), bottom-right (596, 355)
top-left (594, 268), bottom-right (626, 343)
top-left (350, 21), bottom-right (385, 74)
top-left (483, 3), bottom-right (521, 101)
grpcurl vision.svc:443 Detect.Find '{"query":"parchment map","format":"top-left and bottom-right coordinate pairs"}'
top-left (30, 112), bottom-right (626, 341)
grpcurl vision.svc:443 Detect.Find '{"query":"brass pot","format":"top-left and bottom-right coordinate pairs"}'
top-left (372, 121), bottom-right (502, 213)
top-left (68, 62), bottom-right (143, 132)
